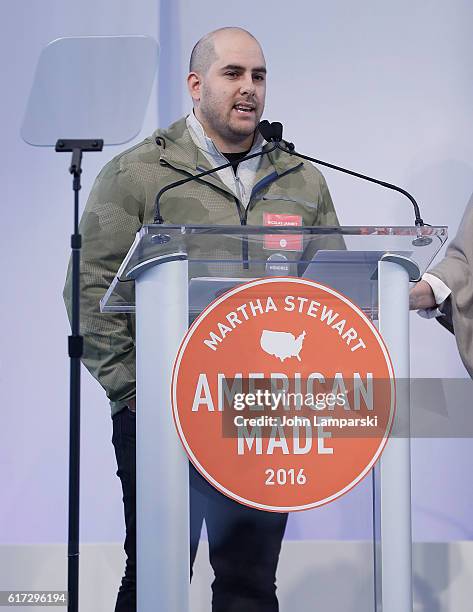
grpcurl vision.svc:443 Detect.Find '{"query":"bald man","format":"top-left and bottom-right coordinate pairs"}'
top-left (64, 27), bottom-right (339, 611)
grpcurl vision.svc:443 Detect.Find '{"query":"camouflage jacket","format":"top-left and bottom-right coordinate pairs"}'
top-left (63, 117), bottom-right (340, 415)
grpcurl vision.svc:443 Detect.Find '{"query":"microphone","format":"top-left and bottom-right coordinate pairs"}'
top-left (260, 121), bottom-right (425, 227)
top-left (258, 120), bottom-right (277, 143)
top-left (153, 125), bottom-right (277, 224)
top-left (271, 122), bottom-right (283, 143)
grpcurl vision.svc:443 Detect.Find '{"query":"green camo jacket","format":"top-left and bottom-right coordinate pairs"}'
top-left (63, 117), bottom-right (341, 415)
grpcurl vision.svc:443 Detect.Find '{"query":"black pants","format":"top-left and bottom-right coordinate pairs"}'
top-left (112, 407), bottom-right (288, 612)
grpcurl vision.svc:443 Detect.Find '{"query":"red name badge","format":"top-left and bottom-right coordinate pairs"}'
top-left (263, 212), bottom-right (303, 251)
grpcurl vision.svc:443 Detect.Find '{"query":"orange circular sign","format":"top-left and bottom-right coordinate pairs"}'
top-left (172, 278), bottom-right (394, 512)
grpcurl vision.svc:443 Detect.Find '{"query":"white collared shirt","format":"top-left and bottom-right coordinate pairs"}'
top-left (186, 112), bottom-right (265, 209)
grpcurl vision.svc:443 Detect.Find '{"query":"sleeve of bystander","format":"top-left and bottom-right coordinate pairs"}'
top-left (424, 194), bottom-right (473, 377)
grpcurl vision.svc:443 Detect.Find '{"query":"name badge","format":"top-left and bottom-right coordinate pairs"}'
top-left (263, 212), bottom-right (303, 251)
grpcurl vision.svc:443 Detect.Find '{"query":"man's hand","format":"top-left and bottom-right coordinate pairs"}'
top-left (409, 280), bottom-right (436, 310)
top-left (127, 397), bottom-right (136, 412)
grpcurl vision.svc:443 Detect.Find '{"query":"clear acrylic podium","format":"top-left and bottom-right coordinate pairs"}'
top-left (101, 224), bottom-right (447, 612)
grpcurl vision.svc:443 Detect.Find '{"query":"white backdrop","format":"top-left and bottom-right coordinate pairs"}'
top-left (2, 0), bottom-right (473, 557)
top-left (1, 0), bottom-right (160, 547)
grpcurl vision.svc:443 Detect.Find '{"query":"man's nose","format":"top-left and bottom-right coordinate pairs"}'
top-left (240, 74), bottom-right (256, 95)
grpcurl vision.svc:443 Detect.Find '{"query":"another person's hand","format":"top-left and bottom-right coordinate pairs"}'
top-left (409, 280), bottom-right (436, 310)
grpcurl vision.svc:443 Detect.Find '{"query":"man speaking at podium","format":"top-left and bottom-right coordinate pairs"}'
top-left (64, 27), bottom-right (339, 611)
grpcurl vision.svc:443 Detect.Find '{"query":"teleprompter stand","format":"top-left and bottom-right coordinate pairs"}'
top-left (21, 33), bottom-right (159, 612)
top-left (56, 139), bottom-right (103, 612)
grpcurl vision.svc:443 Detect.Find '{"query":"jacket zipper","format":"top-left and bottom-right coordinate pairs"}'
top-left (234, 175), bottom-right (246, 225)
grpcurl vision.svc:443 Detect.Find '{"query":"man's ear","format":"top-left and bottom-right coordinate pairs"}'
top-left (187, 72), bottom-right (202, 103)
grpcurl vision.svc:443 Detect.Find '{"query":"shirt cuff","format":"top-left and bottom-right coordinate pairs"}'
top-left (416, 273), bottom-right (452, 319)
top-left (422, 273), bottom-right (451, 305)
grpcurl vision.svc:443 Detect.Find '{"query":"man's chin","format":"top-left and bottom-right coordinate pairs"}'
top-left (228, 118), bottom-right (258, 139)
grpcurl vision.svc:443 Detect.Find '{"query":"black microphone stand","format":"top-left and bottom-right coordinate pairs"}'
top-left (153, 143), bottom-right (277, 224)
top-left (261, 121), bottom-right (426, 228)
top-left (56, 138), bottom-right (103, 612)
top-left (282, 145), bottom-right (425, 227)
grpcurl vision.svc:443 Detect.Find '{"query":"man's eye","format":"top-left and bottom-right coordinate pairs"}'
top-left (254, 74), bottom-right (265, 81)
top-left (225, 72), bottom-right (238, 78)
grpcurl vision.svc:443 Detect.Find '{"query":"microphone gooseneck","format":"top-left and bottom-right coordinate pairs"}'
top-left (259, 121), bottom-right (425, 227)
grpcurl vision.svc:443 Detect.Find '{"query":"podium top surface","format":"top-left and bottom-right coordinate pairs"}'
top-left (100, 224), bottom-right (447, 313)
